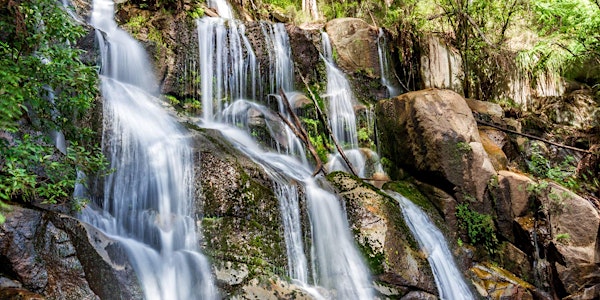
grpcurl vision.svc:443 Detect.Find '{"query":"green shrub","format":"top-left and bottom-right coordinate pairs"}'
top-left (455, 203), bottom-right (498, 254)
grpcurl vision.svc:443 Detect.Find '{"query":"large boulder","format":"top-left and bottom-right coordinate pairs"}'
top-left (191, 128), bottom-right (289, 296)
top-left (325, 18), bottom-right (380, 78)
top-left (492, 171), bottom-right (535, 242)
top-left (376, 89), bottom-right (496, 206)
top-left (327, 172), bottom-right (437, 298)
top-left (0, 206), bottom-right (142, 299)
top-left (541, 183), bottom-right (600, 298)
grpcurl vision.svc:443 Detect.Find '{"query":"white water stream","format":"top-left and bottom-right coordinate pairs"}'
top-left (386, 191), bottom-right (474, 300)
top-left (81, 0), bottom-right (218, 299)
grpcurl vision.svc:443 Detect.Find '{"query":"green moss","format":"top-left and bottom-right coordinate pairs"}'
top-left (355, 235), bottom-right (385, 275)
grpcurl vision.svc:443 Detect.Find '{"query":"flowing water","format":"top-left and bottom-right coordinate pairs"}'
top-left (81, 0), bottom-right (218, 299)
top-left (197, 10), bottom-right (374, 296)
top-left (204, 120), bottom-right (374, 299)
top-left (377, 28), bottom-right (401, 98)
top-left (386, 191), bottom-right (474, 300)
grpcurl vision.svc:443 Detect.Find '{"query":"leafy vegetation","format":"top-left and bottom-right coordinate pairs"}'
top-left (0, 0), bottom-right (107, 220)
top-left (455, 202), bottom-right (499, 254)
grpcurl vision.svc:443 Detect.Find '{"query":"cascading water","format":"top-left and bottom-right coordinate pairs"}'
top-left (197, 10), bottom-right (374, 297)
top-left (376, 28), bottom-right (401, 98)
top-left (386, 191), bottom-right (474, 300)
top-left (204, 120), bottom-right (374, 299)
top-left (197, 17), bottom-right (257, 121)
top-left (321, 32), bottom-right (358, 148)
top-left (260, 22), bottom-right (295, 93)
top-left (321, 32), bottom-right (383, 178)
top-left (82, 0), bottom-right (217, 299)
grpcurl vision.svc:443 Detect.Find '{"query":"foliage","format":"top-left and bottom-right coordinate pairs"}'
top-left (526, 143), bottom-right (579, 190)
top-left (455, 202), bottom-right (499, 254)
top-left (0, 0), bottom-right (105, 216)
top-left (522, 0), bottom-right (600, 82)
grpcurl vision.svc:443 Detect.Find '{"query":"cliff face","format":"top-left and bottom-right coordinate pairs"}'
top-left (2, 0), bottom-right (599, 299)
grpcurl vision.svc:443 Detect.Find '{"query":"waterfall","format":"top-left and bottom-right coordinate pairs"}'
top-left (376, 28), bottom-right (401, 98)
top-left (204, 122), bottom-right (374, 299)
top-left (386, 191), bottom-right (474, 300)
top-left (81, 0), bottom-right (218, 299)
top-left (197, 17), bottom-right (257, 121)
top-left (197, 11), bottom-right (374, 297)
top-left (260, 22), bottom-right (295, 94)
top-left (321, 32), bottom-right (358, 148)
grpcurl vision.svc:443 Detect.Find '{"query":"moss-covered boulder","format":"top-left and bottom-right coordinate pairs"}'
top-left (326, 172), bottom-right (437, 298)
top-left (191, 128), bottom-right (288, 296)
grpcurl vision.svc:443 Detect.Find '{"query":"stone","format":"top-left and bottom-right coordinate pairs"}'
top-left (0, 206), bottom-right (142, 299)
top-left (376, 88), bottom-right (496, 206)
top-left (480, 128), bottom-right (508, 171)
top-left (497, 242), bottom-right (533, 280)
top-left (469, 263), bottom-right (535, 300)
top-left (420, 35), bottom-right (463, 94)
top-left (229, 278), bottom-right (315, 299)
top-left (191, 128), bottom-right (288, 295)
top-left (465, 98), bottom-right (504, 118)
top-left (327, 172), bottom-right (437, 296)
top-left (492, 171), bottom-right (535, 242)
top-left (325, 18), bottom-right (380, 78)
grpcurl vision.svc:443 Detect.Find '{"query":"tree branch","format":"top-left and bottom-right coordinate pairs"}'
top-left (298, 74), bottom-right (358, 177)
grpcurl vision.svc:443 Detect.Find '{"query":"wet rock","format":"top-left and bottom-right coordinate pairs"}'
top-left (286, 24), bottom-right (323, 85)
top-left (191, 128), bottom-right (288, 294)
top-left (469, 263), bottom-right (535, 299)
top-left (0, 287), bottom-right (45, 300)
top-left (230, 278), bottom-right (314, 299)
top-left (400, 290), bottom-right (438, 300)
top-left (327, 172), bottom-right (437, 296)
top-left (480, 128), bottom-right (508, 171)
top-left (376, 88), bottom-right (495, 206)
top-left (497, 242), bottom-right (533, 280)
top-left (0, 206), bottom-right (142, 299)
top-left (324, 18), bottom-right (380, 78)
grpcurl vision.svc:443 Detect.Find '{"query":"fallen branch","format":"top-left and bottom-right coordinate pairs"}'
top-left (277, 112), bottom-right (324, 176)
top-left (476, 119), bottom-right (592, 154)
top-left (298, 74), bottom-right (359, 177)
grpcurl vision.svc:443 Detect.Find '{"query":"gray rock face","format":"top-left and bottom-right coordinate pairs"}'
top-left (0, 206), bottom-right (142, 299)
top-left (376, 88), bottom-right (496, 205)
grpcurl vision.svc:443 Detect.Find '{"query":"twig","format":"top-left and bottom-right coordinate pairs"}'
top-left (278, 89), bottom-right (326, 176)
top-left (277, 112), bottom-right (324, 176)
top-left (298, 74), bottom-right (359, 177)
top-left (476, 120), bottom-right (592, 154)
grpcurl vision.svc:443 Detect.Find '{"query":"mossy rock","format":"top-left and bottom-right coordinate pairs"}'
top-left (326, 172), bottom-right (437, 296)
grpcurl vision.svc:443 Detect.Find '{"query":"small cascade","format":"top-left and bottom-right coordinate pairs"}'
top-left (197, 8), bottom-right (374, 295)
top-left (83, 0), bottom-right (217, 298)
top-left (321, 32), bottom-right (358, 148)
top-left (260, 22), bottom-right (295, 93)
top-left (206, 0), bottom-right (233, 19)
top-left (377, 28), bottom-right (401, 98)
top-left (197, 17), bottom-right (257, 121)
top-left (204, 121), bottom-right (374, 299)
top-left (386, 191), bottom-right (474, 300)
top-left (321, 32), bottom-right (384, 178)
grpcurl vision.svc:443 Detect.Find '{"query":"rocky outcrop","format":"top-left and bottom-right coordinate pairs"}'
top-left (0, 206), bottom-right (142, 299)
top-left (324, 18), bottom-right (380, 78)
top-left (492, 171), bottom-right (535, 242)
top-left (190, 128), bottom-right (289, 296)
top-left (327, 172), bottom-right (437, 298)
top-left (420, 36), bottom-right (463, 94)
top-left (376, 88), bottom-right (496, 207)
